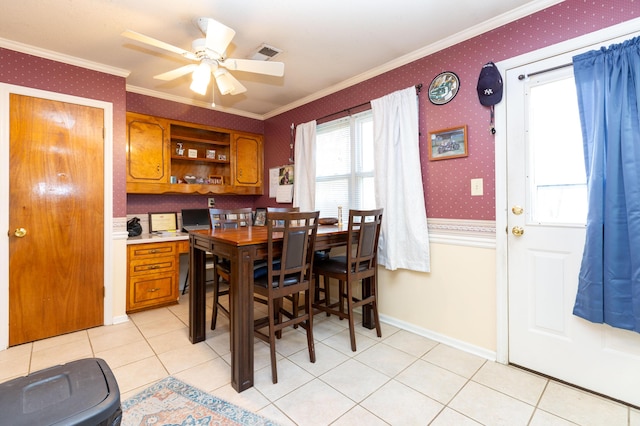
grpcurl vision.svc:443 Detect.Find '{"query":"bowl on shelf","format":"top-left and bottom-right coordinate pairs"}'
top-left (183, 175), bottom-right (197, 184)
top-left (318, 217), bottom-right (339, 225)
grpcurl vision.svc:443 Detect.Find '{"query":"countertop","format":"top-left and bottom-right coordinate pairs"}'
top-left (127, 232), bottom-right (190, 245)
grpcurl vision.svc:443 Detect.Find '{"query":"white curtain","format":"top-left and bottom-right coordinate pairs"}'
top-left (293, 120), bottom-right (317, 212)
top-left (371, 87), bottom-right (430, 272)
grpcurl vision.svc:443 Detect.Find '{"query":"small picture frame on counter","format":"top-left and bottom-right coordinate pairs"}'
top-left (188, 149), bottom-right (198, 158)
top-left (217, 154), bottom-right (227, 161)
top-left (206, 149), bottom-right (216, 159)
top-left (148, 212), bottom-right (178, 233)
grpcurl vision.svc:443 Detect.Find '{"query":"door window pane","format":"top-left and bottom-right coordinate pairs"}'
top-left (528, 73), bottom-right (587, 225)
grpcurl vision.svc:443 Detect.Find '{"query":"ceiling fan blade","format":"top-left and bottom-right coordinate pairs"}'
top-left (220, 59), bottom-right (284, 77)
top-left (122, 30), bottom-right (197, 60)
top-left (154, 64), bottom-right (198, 81)
top-left (196, 17), bottom-right (235, 57)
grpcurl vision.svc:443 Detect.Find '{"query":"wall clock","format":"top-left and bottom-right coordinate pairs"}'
top-left (428, 71), bottom-right (460, 105)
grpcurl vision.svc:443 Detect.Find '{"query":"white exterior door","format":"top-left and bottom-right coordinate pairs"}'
top-left (506, 55), bottom-right (640, 407)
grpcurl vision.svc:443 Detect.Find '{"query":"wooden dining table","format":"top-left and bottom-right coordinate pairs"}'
top-left (188, 224), bottom-right (353, 392)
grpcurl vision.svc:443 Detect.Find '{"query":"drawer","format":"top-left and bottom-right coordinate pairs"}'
top-left (129, 255), bottom-right (176, 276)
top-left (129, 273), bottom-right (177, 307)
top-left (176, 240), bottom-right (190, 254)
top-left (128, 242), bottom-right (176, 259)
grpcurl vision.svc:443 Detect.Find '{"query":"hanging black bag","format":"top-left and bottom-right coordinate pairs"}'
top-left (127, 217), bottom-right (142, 237)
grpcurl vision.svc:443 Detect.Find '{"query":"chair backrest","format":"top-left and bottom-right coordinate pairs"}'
top-left (264, 211), bottom-right (319, 294)
top-left (266, 207), bottom-right (300, 213)
top-left (346, 208), bottom-right (383, 277)
top-left (209, 207), bottom-right (253, 229)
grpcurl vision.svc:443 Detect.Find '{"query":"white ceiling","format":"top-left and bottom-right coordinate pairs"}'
top-left (0, 0), bottom-right (561, 119)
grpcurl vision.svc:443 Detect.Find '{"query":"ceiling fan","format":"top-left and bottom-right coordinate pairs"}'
top-left (122, 17), bottom-right (284, 102)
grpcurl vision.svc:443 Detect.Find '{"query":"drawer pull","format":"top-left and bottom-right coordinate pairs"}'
top-left (148, 288), bottom-right (160, 292)
top-left (149, 249), bottom-right (157, 253)
top-left (149, 265), bottom-right (160, 269)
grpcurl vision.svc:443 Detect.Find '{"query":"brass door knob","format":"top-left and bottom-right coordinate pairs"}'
top-left (512, 205), bottom-right (524, 215)
top-left (512, 226), bottom-right (524, 237)
top-left (14, 228), bottom-right (27, 238)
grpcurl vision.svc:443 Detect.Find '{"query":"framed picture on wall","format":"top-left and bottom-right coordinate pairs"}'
top-left (428, 125), bottom-right (468, 160)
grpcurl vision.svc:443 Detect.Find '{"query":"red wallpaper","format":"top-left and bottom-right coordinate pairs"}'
top-left (261, 0), bottom-right (640, 220)
top-left (2, 0), bottom-right (638, 219)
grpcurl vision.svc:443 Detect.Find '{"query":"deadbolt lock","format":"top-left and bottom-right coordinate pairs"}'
top-left (512, 205), bottom-right (524, 215)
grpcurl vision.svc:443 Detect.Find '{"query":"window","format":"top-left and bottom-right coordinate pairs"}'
top-left (315, 110), bottom-right (375, 218)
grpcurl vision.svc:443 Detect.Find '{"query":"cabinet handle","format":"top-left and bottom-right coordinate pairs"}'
top-left (149, 265), bottom-right (160, 269)
top-left (157, 165), bottom-right (160, 172)
top-left (148, 288), bottom-right (160, 292)
top-left (149, 249), bottom-right (157, 253)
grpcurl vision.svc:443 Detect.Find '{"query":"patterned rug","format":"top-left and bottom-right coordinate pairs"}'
top-left (122, 377), bottom-right (280, 426)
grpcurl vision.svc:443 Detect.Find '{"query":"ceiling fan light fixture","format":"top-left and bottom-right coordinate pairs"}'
top-left (214, 68), bottom-right (235, 95)
top-left (190, 62), bottom-right (211, 95)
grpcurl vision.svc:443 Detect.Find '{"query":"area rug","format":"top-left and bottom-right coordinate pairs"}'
top-left (122, 376), bottom-right (280, 426)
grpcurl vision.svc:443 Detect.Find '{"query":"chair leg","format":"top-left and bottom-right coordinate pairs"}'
top-left (371, 277), bottom-right (382, 338)
top-left (182, 270), bottom-right (189, 295)
top-left (304, 289), bottom-right (316, 363)
top-left (210, 278), bottom-right (219, 330)
top-left (346, 280), bottom-right (357, 352)
top-left (268, 298), bottom-right (278, 383)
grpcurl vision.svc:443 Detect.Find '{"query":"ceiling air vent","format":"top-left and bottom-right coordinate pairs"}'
top-left (248, 44), bottom-right (282, 61)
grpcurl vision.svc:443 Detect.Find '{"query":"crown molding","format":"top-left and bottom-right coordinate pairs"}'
top-left (0, 37), bottom-right (130, 78)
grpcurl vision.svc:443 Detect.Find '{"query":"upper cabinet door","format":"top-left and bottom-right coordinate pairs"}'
top-left (126, 113), bottom-right (170, 183)
top-left (233, 132), bottom-right (263, 188)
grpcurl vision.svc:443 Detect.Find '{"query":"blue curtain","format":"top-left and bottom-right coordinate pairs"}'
top-left (573, 36), bottom-right (640, 332)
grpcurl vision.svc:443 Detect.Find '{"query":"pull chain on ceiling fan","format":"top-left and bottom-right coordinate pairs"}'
top-left (122, 17), bottom-right (284, 101)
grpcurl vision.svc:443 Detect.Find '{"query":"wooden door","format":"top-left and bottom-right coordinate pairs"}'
top-left (9, 94), bottom-right (104, 346)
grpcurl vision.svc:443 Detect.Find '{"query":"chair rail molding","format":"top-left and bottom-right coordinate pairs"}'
top-left (427, 218), bottom-right (496, 249)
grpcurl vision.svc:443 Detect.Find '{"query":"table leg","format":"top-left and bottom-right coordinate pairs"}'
top-left (189, 239), bottom-right (206, 343)
top-left (229, 246), bottom-right (255, 392)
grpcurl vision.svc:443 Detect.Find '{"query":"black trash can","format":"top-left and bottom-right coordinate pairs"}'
top-left (0, 358), bottom-right (121, 426)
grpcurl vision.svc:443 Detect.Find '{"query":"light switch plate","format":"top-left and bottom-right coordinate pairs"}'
top-left (471, 178), bottom-right (483, 196)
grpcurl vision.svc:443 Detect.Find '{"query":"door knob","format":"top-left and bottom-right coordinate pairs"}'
top-left (512, 205), bottom-right (524, 215)
top-left (14, 228), bottom-right (27, 238)
top-left (512, 226), bottom-right (524, 237)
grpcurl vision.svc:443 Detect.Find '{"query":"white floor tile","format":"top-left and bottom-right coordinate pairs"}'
top-left (538, 381), bottom-right (629, 426)
top-left (448, 381), bottom-right (535, 426)
top-left (1, 301), bottom-right (635, 426)
top-left (361, 380), bottom-right (444, 425)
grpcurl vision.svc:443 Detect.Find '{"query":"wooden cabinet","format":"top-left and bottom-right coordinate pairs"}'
top-left (126, 112), bottom-right (263, 195)
top-left (126, 113), bottom-right (170, 183)
top-left (127, 241), bottom-right (180, 313)
top-left (233, 132), bottom-right (263, 187)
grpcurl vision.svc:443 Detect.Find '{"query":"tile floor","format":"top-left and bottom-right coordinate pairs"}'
top-left (1, 290), bottom-right (638, 426)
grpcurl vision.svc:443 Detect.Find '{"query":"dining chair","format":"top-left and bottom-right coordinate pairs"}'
top-left (209, 207), bottom-right (253, 330)
top-left (266, 206), bottom-right (299, 212)
top-left (313, 208), bottom-right (383, 351)
top-left (253, 210), bottom-right (320, 383)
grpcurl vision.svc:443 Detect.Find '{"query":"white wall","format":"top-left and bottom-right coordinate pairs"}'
top-left (378, 218), bottom-right (497, 359)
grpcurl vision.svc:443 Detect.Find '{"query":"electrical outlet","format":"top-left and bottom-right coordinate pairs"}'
top-left (208, 198), bottom-right (215, 207)
top-left (471, 178), bottom-right (484, 196)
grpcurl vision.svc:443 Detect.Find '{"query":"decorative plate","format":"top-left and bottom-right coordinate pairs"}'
top-left (428, 71), bottom-right (460, 105)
